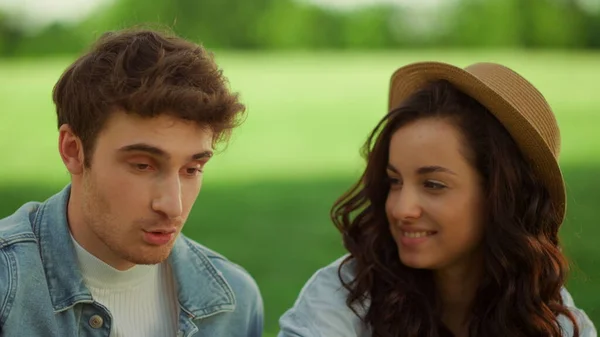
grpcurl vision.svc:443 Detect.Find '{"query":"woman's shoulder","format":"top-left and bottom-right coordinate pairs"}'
top-left (559, 288), bottom-right (597, 337)
top-left (277, 257), bottom-right (597, 337)
top-left (277, 254), bottom-right (371, 337)
top-left (305, 254), bottom-right (360, 291)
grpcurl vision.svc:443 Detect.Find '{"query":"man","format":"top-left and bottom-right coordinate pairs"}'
top-left (0, 28), bottom-right (263, 337)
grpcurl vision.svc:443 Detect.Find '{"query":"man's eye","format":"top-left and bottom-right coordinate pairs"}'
top-left (185, 168), bottom-right (202, 176)
top-left (133, 163), bottom-right (151, 171)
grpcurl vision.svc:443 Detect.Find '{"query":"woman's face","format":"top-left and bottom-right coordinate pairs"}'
top-left (385, 117), bottom-right (486, 273)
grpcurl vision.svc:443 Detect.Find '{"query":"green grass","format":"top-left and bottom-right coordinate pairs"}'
top-left (0, 50), bottom-right (598, 334)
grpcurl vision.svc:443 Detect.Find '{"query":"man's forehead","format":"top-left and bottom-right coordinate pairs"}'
top-left (98, 115), bottom-right (211, 151)
top-left (103, 112), bottom-right (208, 133)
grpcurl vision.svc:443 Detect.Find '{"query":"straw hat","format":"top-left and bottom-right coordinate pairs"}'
top-left (388, 61), bottom-right (566, 224)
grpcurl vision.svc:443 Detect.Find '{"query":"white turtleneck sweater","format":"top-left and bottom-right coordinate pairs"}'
top-left (70, 235), bottom-right (180, 337)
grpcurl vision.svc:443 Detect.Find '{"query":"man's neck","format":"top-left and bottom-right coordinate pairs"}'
top-left (69, 230), bottom-right (155, 289)
top-left (67, 187), bottom-right (136, 271)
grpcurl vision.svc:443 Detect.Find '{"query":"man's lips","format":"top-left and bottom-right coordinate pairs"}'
top-left (142, 229), bottom-right (176, 245)
top-left (144, 228), bottom-right (177, 234)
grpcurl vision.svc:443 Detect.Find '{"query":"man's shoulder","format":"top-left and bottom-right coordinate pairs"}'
top-left (0, 201), bottom-right (47, 327)
top-left (179, 235), bottom-right (230, 262)
top-left (178, 235), bottom-right (262, 302)
top-left (175, 236), bottom-right (264, 336)
top-left (0, 201), bottom-right (40, 246)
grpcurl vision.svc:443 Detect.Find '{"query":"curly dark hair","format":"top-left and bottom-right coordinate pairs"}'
top-left (331, 79), bottom-right (579, 337)
top-left (53, 27), bottom-right (246, 167)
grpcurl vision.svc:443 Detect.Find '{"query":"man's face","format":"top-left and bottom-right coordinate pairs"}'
top-left (69, 112), bottom-right (213, 270)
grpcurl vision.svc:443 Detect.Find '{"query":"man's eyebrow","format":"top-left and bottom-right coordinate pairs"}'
top-left (192, 151), bottom-right (213, 160)
top-left (118, 143), bottom-right (168, 158)
top-left (118, 143), bottom-right (213, 161)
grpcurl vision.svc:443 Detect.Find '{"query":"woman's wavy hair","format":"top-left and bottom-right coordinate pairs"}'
top-left (331, 79), bottom-right (579, 337)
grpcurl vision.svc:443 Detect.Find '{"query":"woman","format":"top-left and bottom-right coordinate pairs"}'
top-left (277, 62), bottom-right (597, 337)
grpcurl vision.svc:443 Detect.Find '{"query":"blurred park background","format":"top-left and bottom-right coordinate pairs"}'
top-left (0, 0), bottom-right (598, 335)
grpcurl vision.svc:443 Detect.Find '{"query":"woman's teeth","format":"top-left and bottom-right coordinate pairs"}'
top-left (402, 231), bottom-right (435, 238)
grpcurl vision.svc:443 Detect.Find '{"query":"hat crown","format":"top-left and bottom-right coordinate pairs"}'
top-left (464, 63), bottom-right (561, 159)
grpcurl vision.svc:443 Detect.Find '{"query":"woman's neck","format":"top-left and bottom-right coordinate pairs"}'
top-left (434, 258), bottom-right (483, 337)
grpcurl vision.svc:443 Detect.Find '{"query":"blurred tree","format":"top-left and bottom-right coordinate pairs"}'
top-left (1, 0), bottom-right (599, 57)
top-left (584, 14), bottom-right (600, 48)
top-left (341, 5), bottom-right (397, 49)
top-left (448, 0), bottom-right (522, 47)
top-left (84, 0), bottom-right (282, 49)
top-left (525, 0), bottom-right (586, 48)
top-left (570, 0), bottom-right (600, 48)
top-left (13, 23), bottom-right (88, 57)
top-left (516, 0), bottom-right (536, 47)
top-left (0, 11), bottom-right (24, 57)
top-left (253, 1), bottom-right (346, 49)
top-left (443, 0), bottom-right (587, 48)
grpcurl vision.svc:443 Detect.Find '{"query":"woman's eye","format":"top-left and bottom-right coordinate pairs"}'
top-left (386, 177), bottom-right (403, 190)
top-left (387, 176), bottom-right (401, 185)
top-left (424, 180), bottom-right (446, 189)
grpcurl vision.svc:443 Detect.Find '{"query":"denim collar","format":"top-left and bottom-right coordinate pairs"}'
top-left (33, 184), bottom-right (235, 318)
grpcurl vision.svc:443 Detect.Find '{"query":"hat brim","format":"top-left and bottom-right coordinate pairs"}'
top-left (388, 61), bottom-right (566, 223)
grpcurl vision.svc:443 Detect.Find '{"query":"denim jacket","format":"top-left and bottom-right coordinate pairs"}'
top-left (278, 255), bottom-right (597, 337)
top-left (0, 185), bottom-right (263, 337)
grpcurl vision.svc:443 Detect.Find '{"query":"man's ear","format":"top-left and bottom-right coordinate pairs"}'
top-left (58, 124), bottom-right (85, 175)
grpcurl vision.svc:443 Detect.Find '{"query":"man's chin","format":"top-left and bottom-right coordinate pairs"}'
top-left (127, 255), bottom-right (170, 266)
top-left (124, 245), bottom-right (174, 266)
